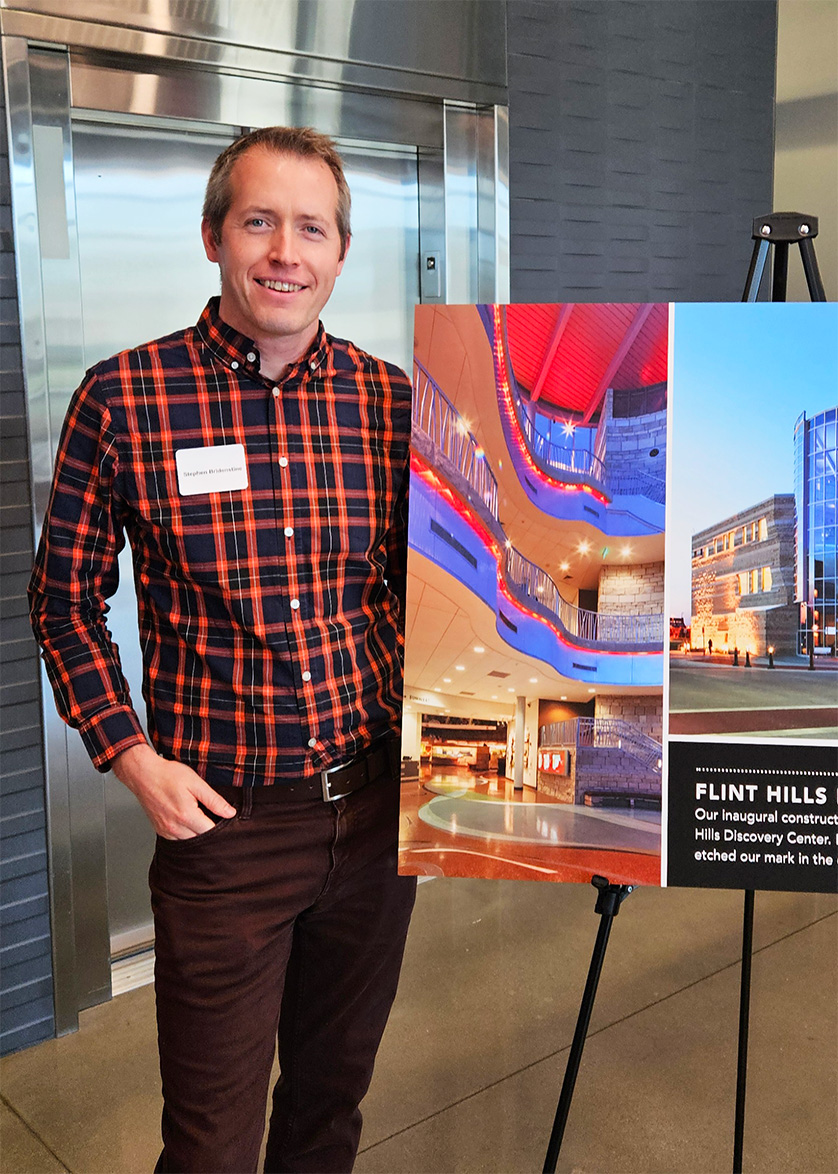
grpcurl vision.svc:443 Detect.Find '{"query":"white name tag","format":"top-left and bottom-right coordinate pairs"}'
top-left (176, 444), bottom-right (249, 496)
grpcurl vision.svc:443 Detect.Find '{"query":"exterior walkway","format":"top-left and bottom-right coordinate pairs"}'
top-left (670, 659), bottom-right (838, 738)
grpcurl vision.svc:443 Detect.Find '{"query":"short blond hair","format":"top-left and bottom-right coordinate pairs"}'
top-left (203, 126), bottom-right (351, 259)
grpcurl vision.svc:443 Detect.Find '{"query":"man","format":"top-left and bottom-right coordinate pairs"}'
top-left (30, 126), bottom-right (416, 1173)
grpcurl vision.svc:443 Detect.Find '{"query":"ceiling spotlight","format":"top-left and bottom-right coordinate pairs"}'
top-left (507, 687), bottom-right (515, 693)
top-left (587, 687), bottom-right (595, 694)
top-left (560, 695), bottom-right (568, 701)
top-left (491, 694), bottom-right (498, 700)
top-left (434, 688), bottom-right (441, 692)
top-left (529, 677), bottom-right (538, 683)
top-left (562, 420), bottom-right (575, 438)
top-left (621, 545), bottom-right (632, 558)
top-left (560, 561), bottom-right (570, 572)
top-left (473, 645), bottom-right (485, 653)
top-left (443, 677), bottom-right (452, 683)
top-left (455, 665), bottom-right (465, 671)
top-left (578, 540), bottom-right (591, 556)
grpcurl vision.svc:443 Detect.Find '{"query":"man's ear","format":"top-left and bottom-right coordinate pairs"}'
top-left (337, 232), bottom-right (351, 275)
top-left (201, 218), bottom-right (220, 263)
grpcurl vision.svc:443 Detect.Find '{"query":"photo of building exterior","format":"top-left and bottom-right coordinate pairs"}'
top-left (400, 303), bottom-right (669, 886)
top-left (669, 303), bottom-right (838, 741)
top-left (690, 494), bottom-right (797, 657)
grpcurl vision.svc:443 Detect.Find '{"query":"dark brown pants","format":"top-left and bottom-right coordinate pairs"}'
top-left (149, 774), bottom-right (416, 1173)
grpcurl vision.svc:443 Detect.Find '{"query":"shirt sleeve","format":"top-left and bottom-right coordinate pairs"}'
top-left (28, 371), bottom-right (147, 772)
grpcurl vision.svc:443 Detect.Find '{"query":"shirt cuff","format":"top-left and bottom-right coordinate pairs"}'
top-left (78, 707), bottom-right (148, 773)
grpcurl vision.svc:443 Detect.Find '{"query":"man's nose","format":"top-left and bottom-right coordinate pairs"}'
top-left (267, 225), bottom-right (299, 266)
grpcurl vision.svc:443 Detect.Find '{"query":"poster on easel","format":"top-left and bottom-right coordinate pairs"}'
top-left (398, 301), bottom-right (838, 894)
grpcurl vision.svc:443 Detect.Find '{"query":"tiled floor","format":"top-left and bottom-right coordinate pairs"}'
top-left (1, 880), bottom-right (836, 1173)
top-left (399, 771), bottom-right (661, 885)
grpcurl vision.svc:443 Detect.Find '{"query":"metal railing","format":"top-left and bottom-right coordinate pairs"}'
top-left (512, 392), bottom-right (606, 485)
top-left (504, 547), bottom-right (664, 646)
top-left (412, 360), bottom-right (498, 519)
top-left (519, 412), bottom-right (606, 483)
top-left (608, 470), bottom-right (666, 505)
top-left (495, 313), bottom-right (667, 506)
top-left (540, 718), bottom-right (662, 774)
top-left (412, 357), bottom-right (663, 651)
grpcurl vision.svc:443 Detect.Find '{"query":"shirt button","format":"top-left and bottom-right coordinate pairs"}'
top-left (231, 361), bottom-right (239, 370)
top-left (307, 737), bottom-right (317, 748)
top-left (302, 670), bottom-right (312, 682)
top-left (272, 387), bottom-right (280, 398)
top-left (290, 598), bottom-right (300, 610)
top-left (247, 352), bottom-right (257, 362)
top-left (278, 456), bottom-right (288, 467)
top-left (310, 359), bottom-right (317, 370)
top-left (284, 526), bottom-right (294, 538)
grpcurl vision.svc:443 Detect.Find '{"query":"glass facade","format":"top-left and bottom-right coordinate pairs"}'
top-left (795, 407), bottom-right (838, 653)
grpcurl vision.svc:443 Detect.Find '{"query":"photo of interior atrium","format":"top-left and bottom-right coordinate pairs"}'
top-left (399, 303), bottom-right (668, 887)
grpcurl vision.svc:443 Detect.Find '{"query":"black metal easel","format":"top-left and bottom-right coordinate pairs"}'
top-left (542, 876), bottom-right (633, 1174)
top-left (742, 212), bottom-right (826, 303)
top-left (732, 212), bottom-right (825, 1174)
top-left (542, 218), bottom-right (825, 1174)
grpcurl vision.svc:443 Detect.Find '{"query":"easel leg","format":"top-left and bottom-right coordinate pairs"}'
top-left (543, 876), bottom-right (634, 1174)
top-left (733, 889), bottom-right (755, 1174)
top-left (799, 237), bottom-right (827, 301)
top-left (771, 242), bottom-right (789, 301)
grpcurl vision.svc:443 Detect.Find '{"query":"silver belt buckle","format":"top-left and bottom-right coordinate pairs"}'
top-left (320, 760), bottom-right (350, 802)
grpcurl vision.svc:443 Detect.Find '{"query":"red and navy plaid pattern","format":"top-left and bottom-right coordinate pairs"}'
top-left (30, 300), bottom-right (410, 785)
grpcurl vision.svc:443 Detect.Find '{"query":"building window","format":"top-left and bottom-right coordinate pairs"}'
top-left (758, 517), bottom-right (767, 541)
top-left (738, 566), bottom-right (774, 597)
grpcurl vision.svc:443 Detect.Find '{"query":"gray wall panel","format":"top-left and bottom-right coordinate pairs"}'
top-left (0, 38), bottom-right (54, 1056)
top-left (507, 0), bottom-right (778, 303)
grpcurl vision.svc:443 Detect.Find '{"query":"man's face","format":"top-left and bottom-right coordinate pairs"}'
top-left (202, 147), bottom-right (347, 363)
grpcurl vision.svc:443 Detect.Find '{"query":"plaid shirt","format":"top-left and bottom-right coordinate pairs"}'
top-left (30, 300), bottom-right (410, 786)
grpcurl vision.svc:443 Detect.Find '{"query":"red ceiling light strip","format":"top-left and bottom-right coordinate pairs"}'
top-left (491, 306), bottom-right (610, 506)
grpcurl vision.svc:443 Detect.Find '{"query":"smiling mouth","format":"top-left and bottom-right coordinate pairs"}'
top-left (256, 278), bottom-right (305, 292)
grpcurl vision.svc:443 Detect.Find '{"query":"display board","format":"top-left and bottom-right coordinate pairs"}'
top-left (399, 302), bottom-right (837, 893)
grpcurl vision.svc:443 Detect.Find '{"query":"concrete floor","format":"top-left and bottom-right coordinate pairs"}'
top-left (1, 880), bottom-right (836, 1173)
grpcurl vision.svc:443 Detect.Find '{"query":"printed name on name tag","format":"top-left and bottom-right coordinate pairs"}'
top-left (175, 443), bottom-right (249, 496)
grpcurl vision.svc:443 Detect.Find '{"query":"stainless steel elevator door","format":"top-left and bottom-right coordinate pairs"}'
top-left (71, 121), bottom-right (420, 955)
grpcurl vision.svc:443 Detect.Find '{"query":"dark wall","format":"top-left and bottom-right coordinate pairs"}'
top-left (507, 0), bottom-right (778, 302)
top-left (0, 44), bottom-right (56, 1054)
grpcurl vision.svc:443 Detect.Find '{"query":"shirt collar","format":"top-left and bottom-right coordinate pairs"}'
top-left (196, 297), bottom-right (330, 379)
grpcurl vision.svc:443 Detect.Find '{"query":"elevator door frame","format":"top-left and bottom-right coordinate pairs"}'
top-left (4, 33), bottom-right (509, 1035)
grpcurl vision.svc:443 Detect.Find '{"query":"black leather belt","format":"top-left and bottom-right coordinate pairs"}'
top-left (319, 737), bottom-right (400, 801)
top-left (209, 738), bottom-right (400, 805)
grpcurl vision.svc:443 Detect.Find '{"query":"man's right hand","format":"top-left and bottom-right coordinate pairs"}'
top-left (112, 743), bottom-right (237, 839)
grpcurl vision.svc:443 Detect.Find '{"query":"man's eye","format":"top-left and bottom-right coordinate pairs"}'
top-left (247, 218), bottom-right (266, 228)
top-left (304, 225), bottom-right (323, 236)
